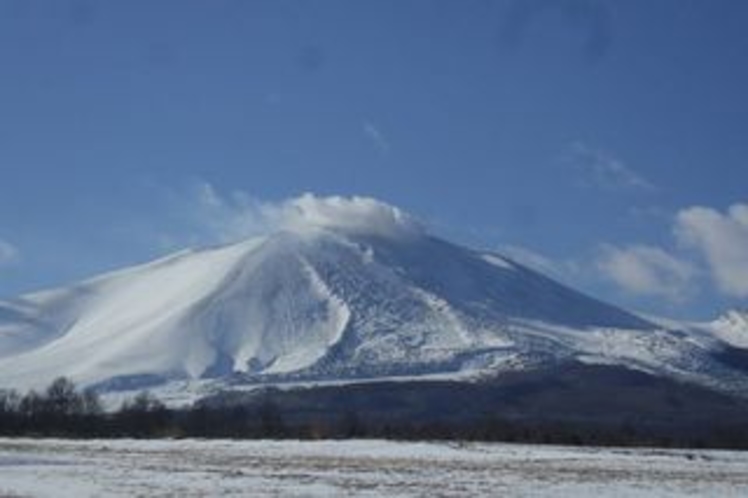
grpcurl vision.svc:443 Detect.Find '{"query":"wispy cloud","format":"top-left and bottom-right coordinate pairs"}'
top-left (566, 142), bottom-right (655, 192)
top-left (595, 244), bottom-right (696, 303)
top-left (675, 203), bottom-right (748, 298)
top-left (499, 244), bottom-right (579, 282)
top-left (0, 239), bottom-right (19, 267)
top-left (500, 240), bottom-right (697, 306)
top-left (363, 121), bottom-right (391, 155)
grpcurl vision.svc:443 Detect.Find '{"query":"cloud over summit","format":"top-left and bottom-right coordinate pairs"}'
top-left (282, 194), bottom-right (421, 238)
top-left (189, 184), bottom-right (423, 243)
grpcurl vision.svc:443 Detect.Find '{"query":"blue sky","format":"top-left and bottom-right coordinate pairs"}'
top-left (1, 0), bottom-right (747, 319)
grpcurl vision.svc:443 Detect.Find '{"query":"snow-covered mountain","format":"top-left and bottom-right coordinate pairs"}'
top-left (0, 195), bottom-right (746, 403)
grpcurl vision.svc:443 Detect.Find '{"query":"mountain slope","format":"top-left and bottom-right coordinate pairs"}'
top-left (0, 196), bottom-right (746, 403)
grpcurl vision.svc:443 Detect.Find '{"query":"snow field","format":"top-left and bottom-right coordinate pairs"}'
top-left (1, 438), bottom-right (747, 497)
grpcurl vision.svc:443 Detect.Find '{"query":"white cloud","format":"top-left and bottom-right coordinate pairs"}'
top-left (501, 242), bottom-right (697, 305)
top-left (595, 244), bottom-right (696, 303)
top-left (566, 142), bottom-right (655, 192)
top-left (363, 121), bottom-right (391, 155)
top-left (675, 203), bottom-right (748, 298)
top-left (0, 239), bottom-right (19, 267)
top-left (281, 193), bottom-right (421, 237)
top-left (184, 183), bottom-right (422, 244)
top-left (500, 244), bottom-right (570, 279)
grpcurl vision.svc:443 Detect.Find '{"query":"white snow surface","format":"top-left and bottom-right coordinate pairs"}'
top-left (0, 205), bottom-right (747, 402)
top-left (1, 438), bottom-right (748, 497)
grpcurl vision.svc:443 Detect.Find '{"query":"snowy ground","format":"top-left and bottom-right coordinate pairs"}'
top-left (1, 439), bottom-right (748, 497)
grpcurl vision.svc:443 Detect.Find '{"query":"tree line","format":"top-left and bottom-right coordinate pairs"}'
top-left (2, 377), bottom-right (748, 450)
top-left (0, 377), bottom-right (169, 438)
